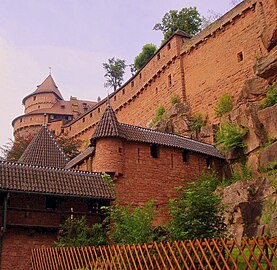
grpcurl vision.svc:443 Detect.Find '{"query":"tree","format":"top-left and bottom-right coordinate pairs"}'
top-left (153, 7), bottom-right (202, 43)
top-left (103, 58), bottom-right (126, 91)
top-left (200, 10), bottom-right (222, 30)
top-left (0, 135), bottom-right (33, 161)
top-left (56, 217), bottom-right (107, 247)
top-left (134, 44), bottom-right (157, 71)
top-left (169, 173), bottom-right (226, 240)
top-left (106, 201), bottom-right (157, 245)
top-left (1, 134), bottom-right (82, 161)
top-left (56, 135), bottom-right (82, 159)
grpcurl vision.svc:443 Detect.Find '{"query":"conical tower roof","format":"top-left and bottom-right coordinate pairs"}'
top-left (92, 104), bottom-right (124, 141)
top-left (18, 125), bottom-right (69, 168)
top-left (22, 74), bottom-right (63, 104)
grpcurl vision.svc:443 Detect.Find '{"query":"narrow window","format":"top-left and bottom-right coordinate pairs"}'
top-left (167, 43), bottom-right (171, 50)
top-left (182, 150), bottom-right (189, 163)
top-left (155, 87), bottom-right (158, 94)
top-left (237, 52), bottom-right (243, 62)
top-left (206, 157), bottom-right (212, 169)
top-left (38, 105), bottom-right (40, 109)
top-left (131, 81), bottom-right (134, 87)
top-left (82, 117), bottom-right (85, 123)
top-left (118, 147), bottom-right (123, 153)
top-left (90, 112), bottom-right (93, 118)
top-left (171, 154), bottom-right (174, 168)
top-left (20, 118), bottom-right (22, 123)
top-left (139, 73), bottom-right (142, 79)
top-left (122, 89), bottom-right (125, 95)
top-left (150, 144), bottom-right (159, 158)
top-left (33, 96), bottom-right (36, 101)
top-left (98, 107), bottom-right (101, 113)
top-left (168, 74), bottom-right (172, 87)
top-left (114, 95), bottom-right (117, 101)
top-left (157, 53), bottom-right (160, 60)
top-left (69, 126), bottom-right (72, 131)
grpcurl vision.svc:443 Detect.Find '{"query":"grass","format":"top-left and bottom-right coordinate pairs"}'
top-left (229, 246), bottom-right (277, 269)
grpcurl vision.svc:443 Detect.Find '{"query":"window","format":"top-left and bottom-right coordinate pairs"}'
top-left (139, 73), bottom-right (142, 79)
top-left (38, 105), bottom-right (40, 109)
top-left (131, 81), bottom-right (134, 87)
top-left (118, 147), bottom-right (123, 153)
top-left (90, 112), bottom-right (93, 118)
top-left (182, 150), bottom-right (189, 163)
top-left (98, 107), bottom-right (101, 113)
top-left (45, 196), bottom-right (58, 209)
top-left (157, 53), bottom-right (160, 60)
top-left (150, 144), bottom-right (159, 158)
top-left (237, 52), bottom-right (243, 62)
top-left (114, 95), bottom-right (117, 101)
top-left (168, 75), bottom-right (172, 87)
top-left (167, 43), bottom-right (171, 50)
top-left (20, 118), bottom-right (22, 123)
top-left (206, 157), bottom-right (212, 169)
top-left (61, 105), bottom-right (65, 109)
top-left (82, 117), bottom-right (85, 123)
top-left (33, 96), bottom-right (36, 101)
top-left (122, 88), bottom-right (125, 95)
top-left (155, 87), bottom-right (158, 94)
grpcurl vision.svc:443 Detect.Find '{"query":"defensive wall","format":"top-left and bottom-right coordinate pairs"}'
top-left (12, 0), bottom-right (277, 146)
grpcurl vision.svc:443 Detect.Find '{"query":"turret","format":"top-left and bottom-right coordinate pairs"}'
top-left (22, 74), bottom-right (63, 114)
top-left (90, 104), bottom-right (124, 175)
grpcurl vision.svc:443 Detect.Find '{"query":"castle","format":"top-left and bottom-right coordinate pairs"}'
top-left (13, 0), bottom-right (276, 149)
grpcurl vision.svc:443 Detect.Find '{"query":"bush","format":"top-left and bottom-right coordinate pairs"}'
top-left (169, 173), bottom-right (226, 240)
top-left (190, 113), bottom-right (207, 132)
top-left (260, 82), bottom-right (277, 109)
top-left (106, 201), bottom-right (157, 245)
top-left (170, 94), bottom-right (181, 105)
top-left (149, 105), bottom-right (166, 128)
top-left (56, 217), bottom-right (107, 247)
top-left (216, 122), bottom-right (248, 152)
top-left (215, 94), bottom-right (233, 118)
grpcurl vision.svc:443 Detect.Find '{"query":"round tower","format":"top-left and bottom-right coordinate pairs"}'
top-left (12, 74), bottom-right (64, 138)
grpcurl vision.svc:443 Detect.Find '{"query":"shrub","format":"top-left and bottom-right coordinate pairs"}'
top-left (169, 173), bottom-right (226, 240)
top-left (56, 217), bottom-right (107, 247)
top-left (260, 82), bottom-right (277, 109)
top-left (149, 105), bottom-right (166, 128)
top-left (190, 113), bottom-right (207, 132)
top-left (216, 122), bottom-right (248, 152)
top-left (170, 94), bottom-right (181, 105)
top-left (215, 93), bottom-right (233, 118)
top-left (106, 201), bottom-right (157, 245)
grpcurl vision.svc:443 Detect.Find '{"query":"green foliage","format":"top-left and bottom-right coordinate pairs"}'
top-left (0, 135), bottom-right (33, 161)
top-left (134, 44), bottom-right (157, 70)
top-left (103, 57), bottom-right (126, 91)
top-left (153, 7), bottom-right (202, 43)
top-left (149, 105), bottom-right (166, 128)
top-left (57, 136), bottom-right (82, 159)
top-left (261, 197), bottom-right (275, 226)
top-left (260, 82), bottom-right (277, 109)
top-left (214, 93), bottom-right (233, 118)
top-left (190, 113), bottom-right (206, 132)
top-left (170, 94), bottom-right (181, 105)
top-left (216, 122), bottom-right (247, 152)
top-left (106, 201), bottom-right (156, 245)
top-left (169, 173), bottom-right (226, 240)
top-left (56, 217), bottom-right (107, 247)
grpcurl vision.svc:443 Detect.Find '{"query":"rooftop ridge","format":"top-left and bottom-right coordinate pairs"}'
top-left (118, 123), bottom-right (217, 149)
top-left (0, 159), bottom-right (103, 176)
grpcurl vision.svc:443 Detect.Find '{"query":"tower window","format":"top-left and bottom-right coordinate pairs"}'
top-left (98, 107), bottom-right (101, 113)
top-left (139, 73), bottom-right (142, 79)
top-left (168, 75), bottom-right (172, 87)
top-left (182, 150), bottom-right (189, 163)
top-left (90, 113), bottom-right (93, 118)
top-left (157, 53), bottom-right (160, 60)
top-left (237, 52), bottom-right (243, 62)
top-left (131, 81), bottom-right (134, 87)
top-left (206, 157), bottom-right (212, 169)
top-left (150, 144), bottom-right (159, 158)
top-left (82, 117), bottom-right (85, 123)
top-left (122, 89), bottom-right (125, 95)
top-left (114, 95), bottom-right (117, 101)
top-left (33, 96), bottom-right (36, 101)
top-left (167, 43), bottom-right (171, 50)
top-left (45, 196), bottom-right (57, 209)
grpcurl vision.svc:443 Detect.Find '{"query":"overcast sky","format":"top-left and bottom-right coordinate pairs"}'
top-left (0, 0), bottom-right (242, 152)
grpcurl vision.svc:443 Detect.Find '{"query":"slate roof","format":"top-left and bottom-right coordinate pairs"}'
top-left (65, 146), bottom-right (95, 169)
top-left (18, 125), bottom-right (69, 168)
top-left (23, 75), bottom-right (63, 104)
top-left (0, 161), bottom-right (114, 199)
top-left (91, 105), bottom-right (224, 159)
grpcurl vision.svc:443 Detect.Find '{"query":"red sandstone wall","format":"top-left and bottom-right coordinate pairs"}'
top-left (1, 228), bottom-right (56, 270)
top-left (90, 139), bottom-right (222, 224)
